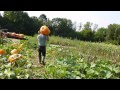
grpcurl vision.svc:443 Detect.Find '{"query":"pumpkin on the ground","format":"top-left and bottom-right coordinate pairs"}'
top-left (11, 49), bottom-right (19, 55)
top-left (0, 49), bottom-right (5, 55)
top-left (8, 54), bottom-right (22, 62)
top-left (39, 25), bottom-right (50, 35)
top-left (11, 32), bottom-right (16, 37)
top-left (8, 56), bottom-right (16, 62)
top-left (15, 34), bottom-right (20, 38)
top-left (18, 34), bottom-right (24, 38)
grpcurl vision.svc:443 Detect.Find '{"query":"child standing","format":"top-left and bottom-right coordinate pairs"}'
top-left (37, 31), bottom-right (49, 65)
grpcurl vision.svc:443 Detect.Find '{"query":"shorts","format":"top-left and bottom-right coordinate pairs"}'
top-left (38, 46), bottom-right (46, 57)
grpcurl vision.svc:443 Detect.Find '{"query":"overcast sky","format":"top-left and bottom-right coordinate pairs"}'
top-left (1, 11), bottom-right (120, 29)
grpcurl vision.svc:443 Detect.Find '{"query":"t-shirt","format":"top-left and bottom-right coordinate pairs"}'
top-left (37, 34), bottom-right (48, 46)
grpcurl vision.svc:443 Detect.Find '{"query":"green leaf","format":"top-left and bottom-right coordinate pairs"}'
top-left (90, 62), bottom-right (96, 68)
top-left (112, 67), bottom-right (120, 73)
top-left (80, 74), bottom-right (85, 78)
top-left (25, 74), bottom-right (29, 79)
top-left (4, 63), bottom-right (11, 68)
top-left (0, 73), bottom-right (3, 76)
top-left (76, 76), bottom-right (81, 79)
top-left (27, 63), bottom-right (32, 68)
top-left (105, 71), bottom-right (112, 78)
top-left (4, 69), bottom-right (15, 78)
top-left (87, 69), bottom-right (95, 74)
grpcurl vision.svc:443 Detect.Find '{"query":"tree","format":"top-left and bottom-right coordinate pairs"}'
top-left (39, 14), bottom-right (47, 24)
top-left (3, 11), bottom-right (38, 35)
top-left (45, 18), bottom-right (53, 36)
top-left (93, 24), bottom-right (98, 31)
top-left (0, 15), bottom-right (3, 27)
top-left (51, 18), bottom-right (75, 38)
top-left (83, 22), bottom-right (93, 30)
top-left (78, 22), bottom-right (82, 31)
top-left (106, 24), bottom-right (120, 45)
top-left (94, 27), bottom-right (107, 42)
top-left (81, 29), bottom-right (94, 41)
top-left (106, 24), bottom-right (118, 40)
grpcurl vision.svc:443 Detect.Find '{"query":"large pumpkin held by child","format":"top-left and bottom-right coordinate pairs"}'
top-left (39, 25), bottom-right (50, 35)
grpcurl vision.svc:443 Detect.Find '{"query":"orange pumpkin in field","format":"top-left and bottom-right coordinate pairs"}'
top-left (11, 49), bottom-right (18, 55)
top-left (8, 56), bottom-right (16, 62)
top-left (11, 32), bottom-right (16, 37)
top-left (18, 34), bottom-right (24, 38)
top-left (0, 49), bottom-right (5, 55)
top-left (8, 54), bottom-right (22, 62)
top-left (39, 25), bottom-right (50, 35)
top-left (15, 34), bottom-right (20, 38)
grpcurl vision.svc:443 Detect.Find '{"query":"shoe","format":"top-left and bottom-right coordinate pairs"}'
top-left (38, 60), bottom-right (42, 64)
top-left (39, 62), bottom-right (42, 64)
top-left (39, 58), bottom-right (42, 64)
top-left (42, 61), bottom-right (46, 65)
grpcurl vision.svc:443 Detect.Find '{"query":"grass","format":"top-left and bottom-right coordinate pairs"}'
top-left (26, 35), bottom-right (120, 79)
top-left (1, 35), bottom-right (120, 79)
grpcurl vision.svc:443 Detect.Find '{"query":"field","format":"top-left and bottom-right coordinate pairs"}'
top-left (0, 35), bottom-right (120, 79)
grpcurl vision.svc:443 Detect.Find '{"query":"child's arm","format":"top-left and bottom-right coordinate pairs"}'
top-left (46, 36), bottom-right (49, 41)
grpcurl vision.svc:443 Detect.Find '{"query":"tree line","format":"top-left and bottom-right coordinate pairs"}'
top-left (0, 11), bottom-right (120, 45)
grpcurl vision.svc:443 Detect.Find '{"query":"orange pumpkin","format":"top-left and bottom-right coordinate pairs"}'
top-left (11, 49), bottom-right (18, 55)
top-left (18, 34), bottom-right (24, 38)
top-left (8, 56), bottom-right (16, 62)
top-left (11, 32), bottom-right (16, 37)
top-left (39, 25), bottom-right (50, 35)
top-left (8, 54), bottom-right (22, 62)
top-left (0, 49), bottom-right (5, 55)
top-left (15, 34), bottom-right (20, 38)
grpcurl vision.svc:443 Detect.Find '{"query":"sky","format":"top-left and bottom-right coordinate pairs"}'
top-left (1, 11), bottom-right (120, 30)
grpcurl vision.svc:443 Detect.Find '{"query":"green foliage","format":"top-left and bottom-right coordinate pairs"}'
top-left (51, 18), bottom-right (76, 38)
top-left (81, 30), bottom-right (94, 41)
top-left (1, 35), bottom-right (120, 79)
top-left (1, 11), bottom-right (120, 45)
top-left (42, 40), bottom-right (120, 79)
top-left (83, 22), bottom-right (93, 30)
top-left (2, 11), bottom-right (41, 36)
top-left (94, 27), bottom-right (107, 42)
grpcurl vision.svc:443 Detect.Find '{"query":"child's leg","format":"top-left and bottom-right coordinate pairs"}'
top-left (42, 56), bottom-right (45, 65)
top-left (39, 52), bottom-right (42, 63)
top-left (38, 47), bottom-right (42, 64)
top-left (42, 46), bottom-right (46, 65)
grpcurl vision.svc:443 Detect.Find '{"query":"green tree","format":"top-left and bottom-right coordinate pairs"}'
top-left (81, 29), bottom-right (94, 41)
top-left (3, 11), bottom-right (38, 35)
top-left (106, 24), bottom-right (120, 45)
top-left (39, 14), bottom-right (47, 24)
top-left (83, 22), bottom-right (93, 31)
top-left (93, 24), bottom-right (98, 31)
top-left (51, 18), bottom-right (75, 38)
top-left (94, 27), bottom-right (107, 42)
top-left (78, 22), bottom-right (82, 31)
top-left (0, 14), bottom-right (4, 28)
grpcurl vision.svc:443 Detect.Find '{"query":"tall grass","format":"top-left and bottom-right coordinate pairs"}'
top-left (24, 35), bottom-right (120, 64)
top-left (48, 35), bottom-right (120, 62)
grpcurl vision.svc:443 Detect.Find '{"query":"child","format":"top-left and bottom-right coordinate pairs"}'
top-left (37, 31), bottom-right (49, 65)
